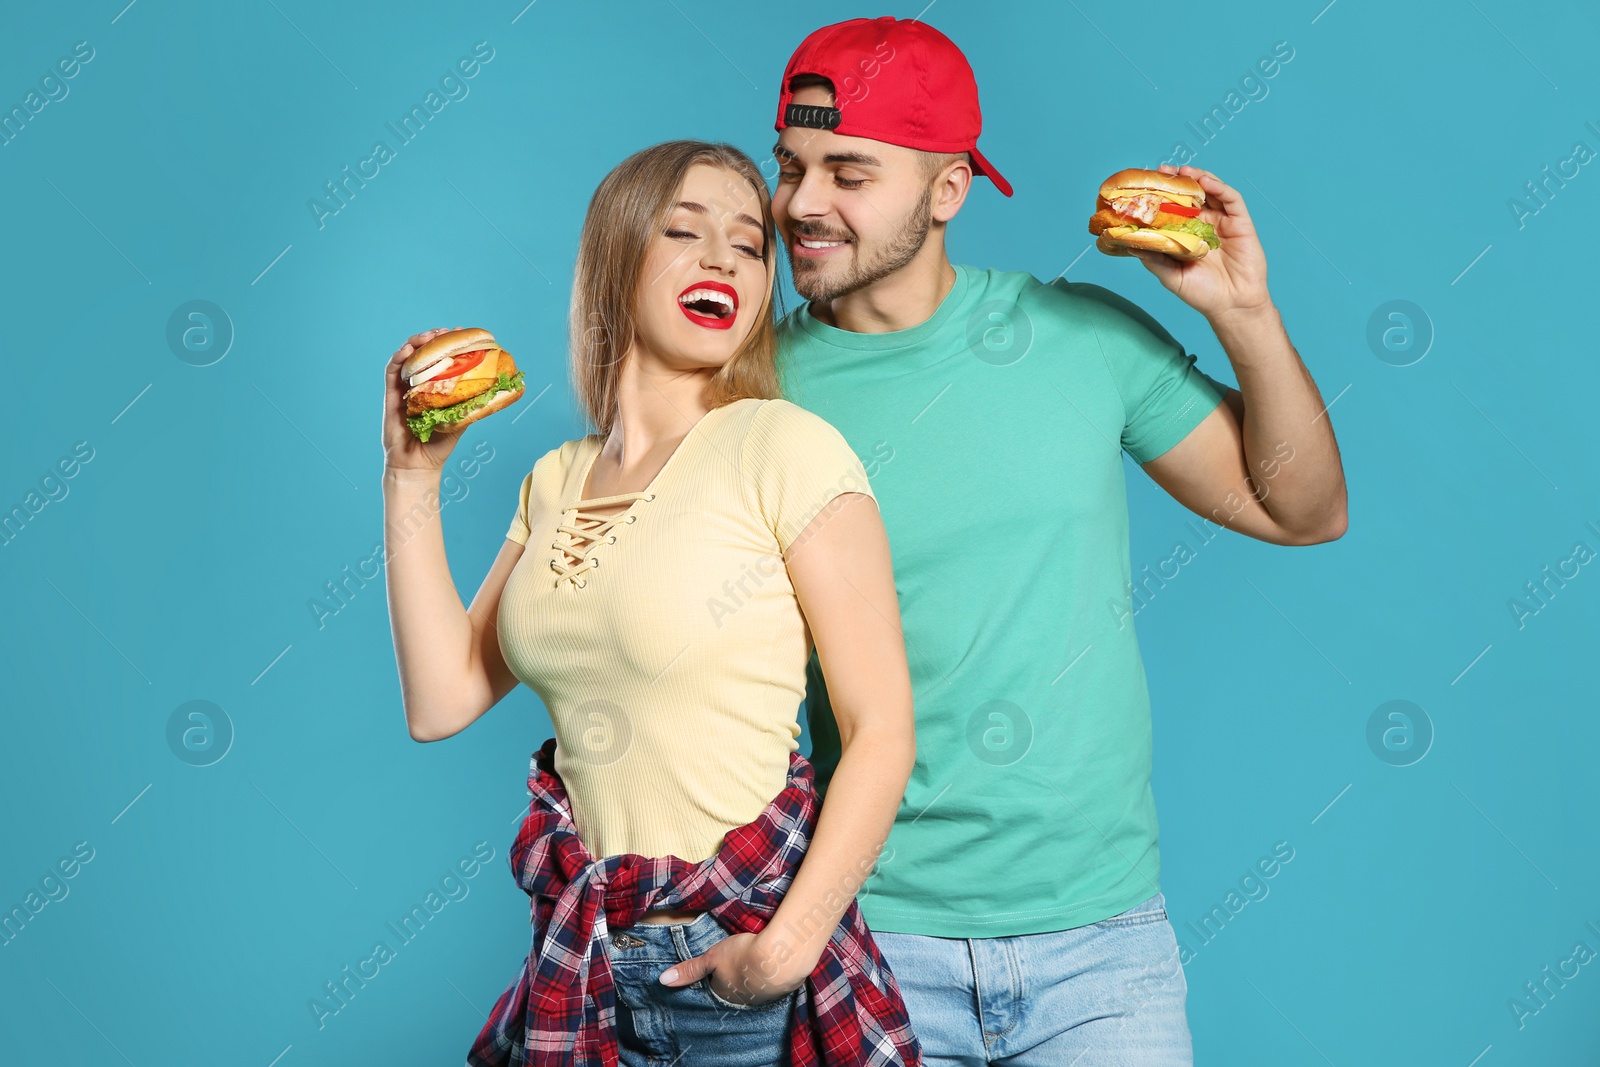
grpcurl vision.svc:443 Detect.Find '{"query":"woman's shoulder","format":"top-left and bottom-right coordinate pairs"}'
top-left (545, 434), bottom-right (596, 468)
top-left (732, 397), bottom-right (852, 446)
top-left (518, 434), bottom-right (598, 490)
top-left (733, 398), bottom-right (873, 492)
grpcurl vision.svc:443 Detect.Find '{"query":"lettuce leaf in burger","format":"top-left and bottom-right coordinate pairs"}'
top-left (1089, 168), bottom-right (1219, 261)
top-left (401, 327), bottom-right (525, 442)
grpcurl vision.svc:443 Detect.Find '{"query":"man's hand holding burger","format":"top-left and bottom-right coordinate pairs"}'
top-left (1093, 165), bottom-right (1272, 328)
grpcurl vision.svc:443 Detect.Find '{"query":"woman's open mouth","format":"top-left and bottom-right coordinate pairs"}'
top-left (677, 280), bottom-right (738, 330)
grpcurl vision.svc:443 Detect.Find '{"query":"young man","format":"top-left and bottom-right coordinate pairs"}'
top-left (668, 16), bottom-right (1347, 1065)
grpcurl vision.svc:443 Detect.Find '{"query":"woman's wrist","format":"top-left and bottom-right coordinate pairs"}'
top-left (383, 464), bottom-right (442, 491)
top-left (750, 927), bottom-right (822, 990)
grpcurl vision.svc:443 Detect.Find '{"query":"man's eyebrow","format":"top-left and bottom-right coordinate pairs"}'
top-left (770, 145), bottom-right (883, 168)
top-left (675, 200), bottom-right (764, 232)
top-left (824, 151), bottom-right (882, 167)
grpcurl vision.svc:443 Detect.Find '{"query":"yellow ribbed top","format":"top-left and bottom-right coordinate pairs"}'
top-left (497, 397), bottom-right (876, 863)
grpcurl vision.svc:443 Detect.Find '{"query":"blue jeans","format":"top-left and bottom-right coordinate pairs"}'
top-left (605, 911), bottom-right (800, 1066)
top-left (870, 893), bottom-right (1192, 1066)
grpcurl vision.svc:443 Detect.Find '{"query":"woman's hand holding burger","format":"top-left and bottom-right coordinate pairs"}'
top-left (384, 327), bottom-right (466, 475)
top-left (383, 326), bottom-right (526, 475)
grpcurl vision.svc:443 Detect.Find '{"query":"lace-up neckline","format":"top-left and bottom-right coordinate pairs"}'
top-left (549, 491), bottom-right (654, 589)
top-left (548, 405), bottom-right (731, 591)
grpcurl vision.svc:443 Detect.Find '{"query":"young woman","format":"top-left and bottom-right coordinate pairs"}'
top-left (380, 141), bottom-right (922, 1066)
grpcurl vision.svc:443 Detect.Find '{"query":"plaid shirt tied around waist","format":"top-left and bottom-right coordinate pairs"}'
top-left (466, 737), bottom-right (923, 1067)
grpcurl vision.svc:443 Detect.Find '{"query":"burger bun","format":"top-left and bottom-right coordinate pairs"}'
top-left (1097, 167), bottom-right (1206, 205)
top-left (401, 327), bottom-right (498, 382)
top-left (1095, 228), bottom-right (1210, 261)
top-left (423, 381), bottom-right (526, 437)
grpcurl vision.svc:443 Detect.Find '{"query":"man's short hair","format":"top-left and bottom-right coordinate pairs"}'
top-left (786, 73), bottom-right (969, 184)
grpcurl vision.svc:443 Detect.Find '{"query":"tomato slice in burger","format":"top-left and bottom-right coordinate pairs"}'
top-left (1159, 201), bottom-right (1201, 218)
top-left (436, 348), bottom-right (488, 379)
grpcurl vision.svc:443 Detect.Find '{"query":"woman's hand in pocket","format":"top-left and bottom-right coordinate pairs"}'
top-left (659, 930), bottom-right (810, 1007)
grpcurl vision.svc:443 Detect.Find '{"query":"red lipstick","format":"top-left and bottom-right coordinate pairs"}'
top-left (677, 280), bottom-right (739, 331)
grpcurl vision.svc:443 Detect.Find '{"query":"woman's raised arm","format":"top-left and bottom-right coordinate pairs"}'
top-left (381, 328), bottom-right (524, 742)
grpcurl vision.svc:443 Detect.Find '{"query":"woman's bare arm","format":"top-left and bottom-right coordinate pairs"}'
top-left (384, 471), bottom-right (524, 741)
top-left (381, 327), bottom-right (525, 742)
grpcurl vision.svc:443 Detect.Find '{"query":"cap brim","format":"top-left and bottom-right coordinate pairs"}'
top-left (968, 145), bottom-right (1013, 197)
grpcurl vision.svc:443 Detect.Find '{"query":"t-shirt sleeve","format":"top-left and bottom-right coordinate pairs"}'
top-left (505, 470), bottom-right (535, 545)
top-left (1073, 281), bottom-right (1231, 463)
top-left (742, 401), bottom-right (878, 555)
top-left (504, 445), bottom-right (566, 546)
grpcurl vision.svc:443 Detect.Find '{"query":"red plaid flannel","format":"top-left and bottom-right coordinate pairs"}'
top-left (466, 737), bottom-right (923, 1067)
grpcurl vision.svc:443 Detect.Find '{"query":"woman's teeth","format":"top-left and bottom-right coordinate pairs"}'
top-left (679, 289), bottom-right (735, 317)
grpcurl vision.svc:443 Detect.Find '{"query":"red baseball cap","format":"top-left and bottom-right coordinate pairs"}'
top-left (775, 16), bottom-right (1013, 198)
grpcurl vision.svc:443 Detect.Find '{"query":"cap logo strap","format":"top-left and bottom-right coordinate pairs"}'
top-left (785, 103), bottom-right (841, 130)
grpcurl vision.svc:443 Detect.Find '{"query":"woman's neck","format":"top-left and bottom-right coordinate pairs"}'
top-left (588, 355), bottom-right (715, 495)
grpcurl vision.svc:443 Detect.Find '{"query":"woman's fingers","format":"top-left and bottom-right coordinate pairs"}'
top-left (390, 326), bottom-right (460, 371)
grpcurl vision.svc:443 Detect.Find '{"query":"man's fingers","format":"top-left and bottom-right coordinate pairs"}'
top-left (1181, 167), bottom-right (1245, 211)
top-left (659, 950), bottom-right (711, 986)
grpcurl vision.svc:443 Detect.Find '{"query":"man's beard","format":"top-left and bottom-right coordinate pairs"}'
top-left (790, 185), bottom-right (932, 304)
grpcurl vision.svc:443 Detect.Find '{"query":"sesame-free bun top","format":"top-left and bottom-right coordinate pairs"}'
top-left (1098, 168), bottom-right (1206, 205)
top-left (400, 327), bottom-right (498, 381)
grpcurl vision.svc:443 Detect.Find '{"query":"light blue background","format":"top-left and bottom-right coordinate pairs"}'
top-left (3, 1), bottom-right (1597, 1064)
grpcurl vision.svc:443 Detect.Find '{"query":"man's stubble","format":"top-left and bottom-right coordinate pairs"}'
top-left (789, 184), bottom-right (933, 304)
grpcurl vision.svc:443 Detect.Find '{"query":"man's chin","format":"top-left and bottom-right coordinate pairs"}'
top-left (792, 262), bottom-right (857, 304)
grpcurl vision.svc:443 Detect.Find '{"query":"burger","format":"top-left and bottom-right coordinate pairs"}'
top-left (402, 328), bottom-right (525, 442)
top-left (1089, 168), bottom-right (1220, 261)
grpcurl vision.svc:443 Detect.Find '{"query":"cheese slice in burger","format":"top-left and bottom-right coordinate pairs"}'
top-left (400, 327), bottom-right (526, 442)
top-left (1089, 168), bottom-right (1220, 261)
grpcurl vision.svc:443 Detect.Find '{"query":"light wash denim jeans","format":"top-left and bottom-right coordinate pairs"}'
top-left (605, 910), bottom-right (800, 1066)
top-left (870, 893), bottom-right (1191, 1066)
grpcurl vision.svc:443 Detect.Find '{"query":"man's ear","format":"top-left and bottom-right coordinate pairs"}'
top-left (931, 157), bottom-right (973, 223)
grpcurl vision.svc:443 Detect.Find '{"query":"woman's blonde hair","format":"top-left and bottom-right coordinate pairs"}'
top-left (570, 141), bottom-right (782, 436)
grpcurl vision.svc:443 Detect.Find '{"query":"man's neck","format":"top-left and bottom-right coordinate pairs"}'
top-left (810, 248), bottom-right (958, 335)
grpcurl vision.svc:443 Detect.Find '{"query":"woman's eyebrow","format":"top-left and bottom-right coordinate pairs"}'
top-left (676, 200), bottom-right (763, 232)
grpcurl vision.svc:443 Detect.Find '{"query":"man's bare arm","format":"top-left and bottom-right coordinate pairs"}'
top-left (1143, 306), bottom-right (1347, 546)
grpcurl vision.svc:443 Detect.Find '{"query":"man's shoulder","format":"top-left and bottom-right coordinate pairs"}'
top-left (1001, 268), bottom-right (1175, 349)
top-left (961, 264), bottom-right (1137, 324)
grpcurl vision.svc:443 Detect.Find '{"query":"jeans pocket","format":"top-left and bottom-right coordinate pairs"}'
top-left (1093, 892), bottom-right (1169, 929)
top-left (699, 976), bottom-right (796, 1013)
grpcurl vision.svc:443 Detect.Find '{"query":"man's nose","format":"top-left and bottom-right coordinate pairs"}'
top-left (784, 171), bottom-right (832, 223)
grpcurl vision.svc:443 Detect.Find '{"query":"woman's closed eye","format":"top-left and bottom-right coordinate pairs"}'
top-left (666, 228), bottom-right (763, 259)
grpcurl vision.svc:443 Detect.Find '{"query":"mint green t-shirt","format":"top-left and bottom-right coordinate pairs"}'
top-left (778, 263), bottom-right (1230, 938)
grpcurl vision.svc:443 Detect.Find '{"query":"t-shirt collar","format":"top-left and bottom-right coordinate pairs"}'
top-left (791, 263), bottom-right (975, 354)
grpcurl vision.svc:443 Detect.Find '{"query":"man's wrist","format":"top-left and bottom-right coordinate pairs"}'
top-left (1207, 301), bottom-right (1282, 350)
top-left (1207, 300), bottom-right (1277, 331)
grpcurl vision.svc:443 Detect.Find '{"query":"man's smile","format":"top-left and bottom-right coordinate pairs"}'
top-left (791, 232), bottom-right (852, 257)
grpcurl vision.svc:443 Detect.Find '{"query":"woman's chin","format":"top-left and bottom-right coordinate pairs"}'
top-left (644, 326), bottom-right (750, 368)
